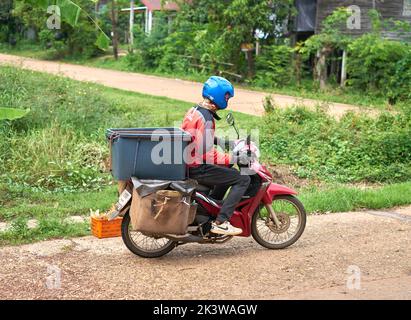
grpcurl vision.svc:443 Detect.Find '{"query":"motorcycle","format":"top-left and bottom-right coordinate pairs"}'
top-left (117, 112), bottom-right (306, 258)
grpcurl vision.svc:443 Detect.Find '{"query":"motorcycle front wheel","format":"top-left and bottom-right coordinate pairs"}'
top-left (251, 195), bottom-right (306, 250)
top-left (121, 211), bottom-right (177, 258)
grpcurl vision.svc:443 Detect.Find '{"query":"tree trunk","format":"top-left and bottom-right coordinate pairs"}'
top-left (316, 46), bottom-right (332, 90)
top-left (246, 50), bottom-right (255, 78)
top-left (111, 0), bottom-right (119, 60)
top-left (295, 52), bottom-right (302, 86)
top-left (330, 52), bottom-right (337, 81)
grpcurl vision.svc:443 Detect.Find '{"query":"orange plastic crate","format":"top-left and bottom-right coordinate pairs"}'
top-left (91, 216), bottom-right (123, 239)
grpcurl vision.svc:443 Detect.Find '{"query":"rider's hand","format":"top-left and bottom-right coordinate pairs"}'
top-left (227, 140), bottom-right (236, 150)
top-left (237, 152), bottom-right (251, 166)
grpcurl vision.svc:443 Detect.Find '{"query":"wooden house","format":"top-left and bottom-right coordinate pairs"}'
top-left (294, 0), bottom-right (411, 41)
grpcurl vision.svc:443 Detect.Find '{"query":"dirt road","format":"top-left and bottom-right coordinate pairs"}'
top-left (0, 206), bottom-right (410, 300)
top-left (0, 53), bottom-right (369, 118)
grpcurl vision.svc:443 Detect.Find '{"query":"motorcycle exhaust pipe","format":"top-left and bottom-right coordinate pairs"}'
top-left (164, 233), bottom-right (204, 243)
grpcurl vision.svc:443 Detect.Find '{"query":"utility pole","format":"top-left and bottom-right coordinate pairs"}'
top-left (110, 0), bottom-right (119, 60)
top-left (341, 50), bottom-right (347, 87)
top-left (129, 0), bottom-right (134, 53)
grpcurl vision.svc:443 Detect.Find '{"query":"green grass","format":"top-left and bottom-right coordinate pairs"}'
top-left (254, 80), bottom-right (389, 110)
top-left (0, 183), bottom-right (116, 246)
top-left (300, 182), bottom-right (411, 213)
top-left (0, 42), bottom-right (53, 60)
top-left (0, 42), bottom-right (391, 110)
top-left (0, 183), bottom-right (117, 221)
top-left (0, 215), bottom-right (90, 246)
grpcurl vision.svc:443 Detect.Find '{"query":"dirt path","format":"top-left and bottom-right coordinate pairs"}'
top-left (0, 53), bottom-right (370, 118)
top-left (0, 206), bottom-right (410, 300)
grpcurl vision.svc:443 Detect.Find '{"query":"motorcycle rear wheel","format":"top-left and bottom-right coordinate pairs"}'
top-left (251, 195), bottom-right (306, 250)
top-left (121, 211), bottom-right (177, 258)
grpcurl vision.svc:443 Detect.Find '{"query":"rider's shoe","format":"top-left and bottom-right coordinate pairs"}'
top-left (210, 221), bottom-right (242, 236)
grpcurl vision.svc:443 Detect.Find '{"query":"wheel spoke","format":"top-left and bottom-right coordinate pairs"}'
top-left (255, 198), bottom-right (303, 245)
top-left (127, 222), bottom-right (172, 253)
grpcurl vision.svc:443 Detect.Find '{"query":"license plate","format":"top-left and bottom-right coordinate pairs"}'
top-left (108, 189), bottom-right (132, 221)
top-left (116, 189), bottom-right (132, 211)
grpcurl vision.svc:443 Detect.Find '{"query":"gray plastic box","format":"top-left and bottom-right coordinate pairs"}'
top-left (106, 128), bottom-right (192, 181)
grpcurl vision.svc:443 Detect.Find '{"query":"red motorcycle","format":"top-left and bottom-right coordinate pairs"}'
top-left (120, 113), bottom-right (306, 258)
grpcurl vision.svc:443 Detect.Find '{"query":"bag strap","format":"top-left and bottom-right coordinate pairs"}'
top-left (152, 195), bottom-right (191, 220)
top-left (181, 196), bottom-right (191, 206)
top-left (152, 196), bottom-right (171, 220)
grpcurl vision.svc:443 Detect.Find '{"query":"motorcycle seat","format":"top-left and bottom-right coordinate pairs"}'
top-left (195, 184), bottom-right (250, 200)
top-left (195, 184), bottom-right (212, 193)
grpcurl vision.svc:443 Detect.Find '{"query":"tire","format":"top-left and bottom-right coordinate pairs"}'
top-left (121, 211), bottom-right (177, 258)
top-left (251, 195), bottom-right (306, 250)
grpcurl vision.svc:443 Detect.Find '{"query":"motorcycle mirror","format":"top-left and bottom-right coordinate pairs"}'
top-left (226, 112), bottom-right (239, 139)
top-left (226, 112), bottom-right (235, 126)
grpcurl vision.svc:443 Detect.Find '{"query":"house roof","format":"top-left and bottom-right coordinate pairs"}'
top-left (140, 0), bottom-right (180, 11)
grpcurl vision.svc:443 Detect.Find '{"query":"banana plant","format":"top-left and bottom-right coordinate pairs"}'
top-left (25, 0), bottom-right (110, 49)
top-left (0, 108), bottom-right (30, 121)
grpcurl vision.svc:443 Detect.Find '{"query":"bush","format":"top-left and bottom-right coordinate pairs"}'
top-left (388, 54), bottom-right (411, 103)
top-left (261, 107), bottom-right (411, 183)
top-left (253, 44), bottom-right (294, 88)
top-left (2, 124), bottom-right (109, 191)
top-left (131, 15), bottom-right (169, 70)
top-left (65, 20), bottom-right (103, 58)
top-left (38, 29), bottom-right (67, 58)
top-left (124, 52), bottom-right (146, 71)
top-left (0, 67), bottom-right (118, 191)
top-left (347, 34), bottom-right (411, 100)
top-left (157, 28), bottom-right (195, 73)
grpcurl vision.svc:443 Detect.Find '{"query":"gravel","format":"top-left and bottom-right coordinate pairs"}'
top-left (0, 207), bottom-right (410, 300)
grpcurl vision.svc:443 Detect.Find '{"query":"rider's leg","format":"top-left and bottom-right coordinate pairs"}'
top-left (189, 164), bottom-right (250, 223)
top-left (216, 174), bottom-right (250, 223)
top-left (209, 185), bottom-right (229, 200)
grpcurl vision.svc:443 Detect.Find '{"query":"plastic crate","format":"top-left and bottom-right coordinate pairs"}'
top-left (91, 217), bottom-right (123, 239)
top-left (106, 127), bottom-right (192, 181)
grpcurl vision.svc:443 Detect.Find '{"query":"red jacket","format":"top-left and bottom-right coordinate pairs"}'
top-left (181, 105), bottom-right (231, 167)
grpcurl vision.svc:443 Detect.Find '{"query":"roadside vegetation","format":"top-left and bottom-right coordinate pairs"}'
top-left (1, 1), bottom-right (411, 111)
top-left (1, 66), bottom-right (411, 245)
top-left (0, 41), bottom-right (388, 110)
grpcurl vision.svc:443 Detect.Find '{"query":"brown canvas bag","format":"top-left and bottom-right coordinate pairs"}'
top-left (130, 189), bottom-right (191, 235)
top-left (187, 203), bottom-right (197, 225)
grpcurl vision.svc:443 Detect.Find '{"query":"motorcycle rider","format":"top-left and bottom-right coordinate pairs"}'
top-left (181, 76), bottom-right (250, 236)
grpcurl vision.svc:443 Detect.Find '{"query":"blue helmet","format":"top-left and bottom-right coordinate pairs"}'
top-left (202, 76), bottom-right (234, 110)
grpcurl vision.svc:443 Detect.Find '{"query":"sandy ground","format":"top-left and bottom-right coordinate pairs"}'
top-left (0, 53), bottom-right (373, 119)
top-left (0, 207), bottom-right (409, 300)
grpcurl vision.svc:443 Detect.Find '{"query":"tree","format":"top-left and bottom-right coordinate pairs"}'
top-left (0, 0), bottom-right (15, 43)
top-left (298, 8), bottom-right (351, 89)
top-left (169, 0), bottom-right (294, 78)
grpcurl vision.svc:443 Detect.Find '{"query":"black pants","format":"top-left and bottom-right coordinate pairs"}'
top-left (189, 164), bottom-right (251, 223)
